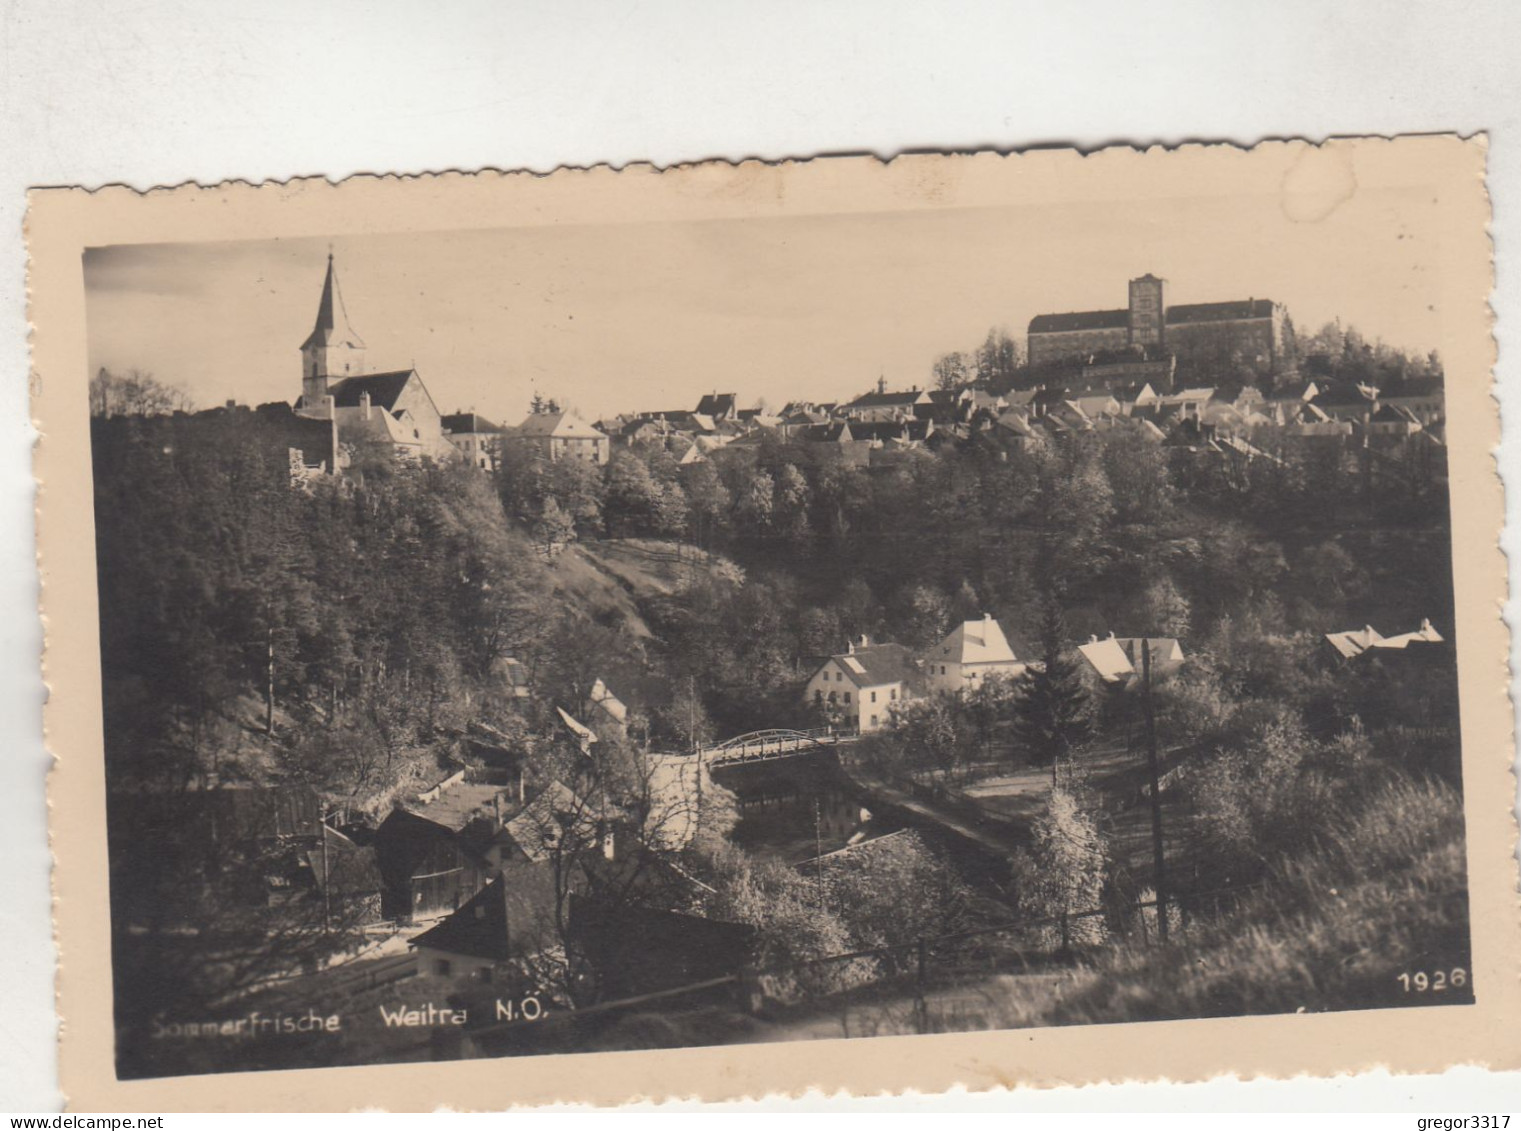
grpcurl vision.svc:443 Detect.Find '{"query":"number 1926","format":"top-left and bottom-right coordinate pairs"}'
top-left (1396, 968), bottom-right (1467, 993)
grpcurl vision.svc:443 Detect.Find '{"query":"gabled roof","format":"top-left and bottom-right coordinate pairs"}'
top-left (329, 370), bottom-right (416, 411)
top-left (695, 392), bottom-right (738, 417)
top-left (515, 410), bottom-right (606, 440)
top-left (410, 870), bottom-right (557, 961)
top-left (504, 780), bottom-right (596, 863)
top-left (1324, 625), bottom-right (1386, 660)
top-left (1377, 619), bottom-right (1445, 649)
top-left (587, 678), bottom-right (628, 724)
top-left (927, 616), bottom-right (1021, 667)
top-left (1165, 298), bottom-right (1276, 324)
top-left (304, 826), bottom-right (383, 897)
top-left (412, 874), bottom-right (514, 959)
top-left (1114, 637), bottom-right (1185, 670)
top-left (821, 642), bottom-right (920, 689)
top-left (1076, 636), bottom-right (1135, 683)
top-left (1028, 308), bottom-right (1130, 334)
top-left (442, 411), bottom-right (502, 435)
top-left (1159, 387), bottom-right (1216, 405)
top-left (800, 421), bottom-right (853, 443)
top-left (300, 255), bottom-right (366, 352)
top-left (847, 389), bottom-right (930, 409)
top-left (403, 782), bottom-right (513, 833)
top-left (1328, 620), bottom-right (1444, 658)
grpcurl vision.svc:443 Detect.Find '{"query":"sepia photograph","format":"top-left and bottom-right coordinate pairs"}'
top-left (30, 138), bottom-right (1512, 1106)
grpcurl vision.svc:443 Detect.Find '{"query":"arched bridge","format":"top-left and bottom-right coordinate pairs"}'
top-left (701, 727), bottom-right (842, 768)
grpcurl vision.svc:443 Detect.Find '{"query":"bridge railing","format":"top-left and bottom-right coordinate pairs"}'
top-left (705, 727), bottom-right (845, 764)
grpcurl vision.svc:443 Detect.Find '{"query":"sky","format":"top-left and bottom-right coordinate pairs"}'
top-left (83, 184), bottom-right (1445, 425)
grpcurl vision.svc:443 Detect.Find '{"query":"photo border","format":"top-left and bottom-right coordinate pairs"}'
top-left (31, 136), bottom-right (1516, 1111)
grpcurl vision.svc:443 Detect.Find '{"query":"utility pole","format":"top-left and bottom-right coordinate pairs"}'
top-left (320, 805), bottom-right (332, 933)
top-left (1142, 639), bottom-right (1168, 944)
top-left (813, 796), bottom-right (825, 913)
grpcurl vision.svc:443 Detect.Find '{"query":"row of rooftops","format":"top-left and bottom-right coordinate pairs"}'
top-left (812, 619), bottom-right (1187, 692)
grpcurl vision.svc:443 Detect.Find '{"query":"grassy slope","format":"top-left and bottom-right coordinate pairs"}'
top-left (551, 538), bottom-right (736, 640)
top-left (581, 775), bottom-right (1470, 1048)
top-left (1043, 776), bottom-right (1470, 1024)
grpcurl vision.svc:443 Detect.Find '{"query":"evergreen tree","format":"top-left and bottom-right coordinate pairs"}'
top-left (1013, 597), bottom-right (1093, 778)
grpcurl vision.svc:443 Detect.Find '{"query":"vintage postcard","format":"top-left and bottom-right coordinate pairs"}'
top-left (30, 137), bottom-right (1516, 1111)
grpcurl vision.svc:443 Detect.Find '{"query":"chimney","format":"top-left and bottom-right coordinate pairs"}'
top-left (1421, 618), bottom-right (1434, 633)
top-left (359, 390), bottom-right (371, 421)
top-left (1108, 630), bottom-right (1117, 640)
top-left (983, 612), bottom-right (993, 623)
top-left (858, 634), bottom-right (871, 649)
top-left (1089, 635), bottom-right (1099, 645)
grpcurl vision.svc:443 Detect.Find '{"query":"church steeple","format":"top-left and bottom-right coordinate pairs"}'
top-left (300, 253), bottom-right (366, 408)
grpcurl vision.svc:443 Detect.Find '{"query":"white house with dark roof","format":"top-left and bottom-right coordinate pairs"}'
top-left (293, 255), bottom-right (453, 462)
top-left (923, 614), bottom-right (1027, 694)
top-left (804, 637), bottom-right (922, 732)
top-left (442, 411), bottom-right (504, 469)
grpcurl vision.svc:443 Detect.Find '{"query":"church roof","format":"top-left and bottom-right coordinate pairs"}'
top-left (328, 371), bottom-right (416, 411)
top-left (300, 255), bottom-right (366, 352)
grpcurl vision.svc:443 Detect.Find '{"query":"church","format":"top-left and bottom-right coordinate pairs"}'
top-left (293, 255), bottom-right (455, 463)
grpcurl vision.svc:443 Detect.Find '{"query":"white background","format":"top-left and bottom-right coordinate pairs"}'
top-left (2, 0), bottom-right (1518, 1114)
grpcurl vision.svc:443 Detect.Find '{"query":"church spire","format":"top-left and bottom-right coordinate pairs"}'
top-left (300, 253), bottom-right (365, 353)
top-left (300, 253), bottom-right (366, 408)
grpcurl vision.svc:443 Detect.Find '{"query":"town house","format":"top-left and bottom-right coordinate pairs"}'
top-left (804, 637), bottom-right (921, 733)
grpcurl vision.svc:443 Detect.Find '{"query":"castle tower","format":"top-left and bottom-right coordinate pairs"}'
top-left (1127, 273), bottom-right (1166, 350)
top-left (300, 254), bottom-right (366, 407)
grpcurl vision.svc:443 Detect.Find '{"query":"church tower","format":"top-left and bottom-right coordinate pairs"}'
top-left (300, 254), bottom-right (366, 408)
top-left (1127, 273), bottom-right (1166, 351)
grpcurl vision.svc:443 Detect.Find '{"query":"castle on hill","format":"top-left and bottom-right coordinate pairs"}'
top-left (1027, 274), bottom-right (1291, 379)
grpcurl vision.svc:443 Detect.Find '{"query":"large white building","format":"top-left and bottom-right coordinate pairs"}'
top-left (922, 615), bottom-right (1027, 694)
top-left (804, 638), bottom-right (921, 733)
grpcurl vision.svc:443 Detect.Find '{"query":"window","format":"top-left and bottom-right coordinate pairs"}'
top-left (870, 715), bottom-right (877, 727)
top-left (434, 959), bottom-right (452, 976)
top-left (814, 690), bottom-right (823, 703)
top-left (844, 692), bottom-right (851, 704)
top-left (870, 691), bottom-right (877, 703)
top-left (890, 688), bottom-right (897, 700)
